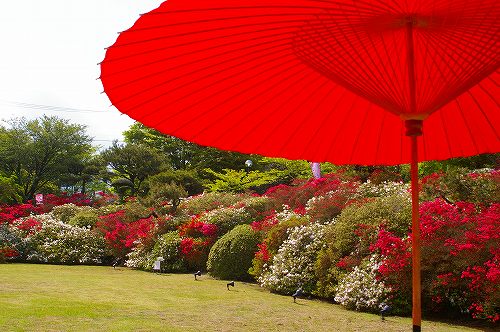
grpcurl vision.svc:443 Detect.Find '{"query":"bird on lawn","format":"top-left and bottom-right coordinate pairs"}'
top-left (227, 281), bottom-right (235, 290)
top-left (194, 271), bottom-right (202, 280)
top-left (380, 303), bottom-right (392, 320)
top-left (292, 288), bottom-right (304, 303)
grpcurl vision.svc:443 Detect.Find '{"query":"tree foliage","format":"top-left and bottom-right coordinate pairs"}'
top-left (0, 116), bottom-right (93, 201)
top-left (101, 142), bottom-right (167, 196)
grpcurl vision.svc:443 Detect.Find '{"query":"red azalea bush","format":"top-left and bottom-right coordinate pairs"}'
top-left (0, 247), bottom-right (19, 263)
top-left (364, 199), bottom-right (499, 321)
top-left (0, 204), bottom-right (43, 224)
top-left (305, 181), bottom-right (359, 223)
top-left (264, 173), bottom-right (356, 211)
top-left (96, 210), bottom-right (159, 259)
top-left (177, 215), bottom-right (219, 270)
top-left (420, 200), bottom-right (500, 322)
top-left (0, 193), bottom-right (97, 225)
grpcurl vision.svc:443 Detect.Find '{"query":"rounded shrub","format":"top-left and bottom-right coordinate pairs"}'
top-left (201, 206), bottom-right (253, 235)
top-left (68, 208), bottom-right (99, 228)
top-left (51, 203), bottom-right (80, 223)
top-left (207, 225), bottom-right (261, 281)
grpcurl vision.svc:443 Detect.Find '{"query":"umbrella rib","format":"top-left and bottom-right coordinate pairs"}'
top-left (110, 41), bottom-right (294, 111)
top-left (418, 20), bottom-right (499, 115)
top-left (347, 103), bottom-right (372, 163)
top-left (147, 55), bottom-right (307, 131)
top-left (145, 2), bottom-right (400, 19)
top-left (277, 82), bottom-right (343, 156)
top-left (226, 72), bottom-right (330, 154)
top-left (438, 109), bottom-right (455, 159)
top-left (466, 89), bottom-right (500, 142)
top-left (343, 3), bottom-right (404, 113)
top-left (109, 16), bottom-right (310, 49)
top-left (456, 97), bottom-right (482, 153)
top-left (111, 6), bottom-right (389, 50)
top-left (138, 55), bottom-right (301, 127)
top-left (102, 24), bottom-right (300, 73)
top-left (373, 110), bottom-right (388, 165)
top-left (295, 86), bottom-right (354, 161)
top-left (295, 19), bottom-right (401, 115)
top-left (191, 67), bottom-right (317, 147)
top-left (104, 32), bottom-right (295, 91)
top-left (320, 97), bottom-right (365, 164)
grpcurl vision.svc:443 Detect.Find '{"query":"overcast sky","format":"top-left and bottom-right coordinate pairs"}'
top-left (0, 0), bottom-right (162, 148)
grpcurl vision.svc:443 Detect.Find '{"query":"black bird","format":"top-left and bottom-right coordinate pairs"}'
top-left (292, 288), bottom-right (304, 303)
top-left (227, 281), bottom-right (235, 290)
top-left (194, 271), bottom-right (202, 280)
top-left (112, 258), bottom-right (121, 269)
top-left (380, 303), bottom-right (391, 320)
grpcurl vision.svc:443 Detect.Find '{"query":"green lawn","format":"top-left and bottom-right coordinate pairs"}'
top-left (0, 264), bottom-right (494, 332)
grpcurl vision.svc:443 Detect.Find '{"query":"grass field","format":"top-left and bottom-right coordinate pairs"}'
top-left (0, 264), bottom-right (495, 331)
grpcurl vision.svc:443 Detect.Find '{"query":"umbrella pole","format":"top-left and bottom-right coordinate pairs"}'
top-left (405, 18), bottom-right (422, 332)
top-left (409, 131), bottom-right (421, 332)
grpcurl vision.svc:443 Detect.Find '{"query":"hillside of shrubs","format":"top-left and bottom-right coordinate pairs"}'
top-left (1, 167), bottom-right (498, 323)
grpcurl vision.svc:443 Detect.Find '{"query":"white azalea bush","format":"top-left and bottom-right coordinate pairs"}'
top-left (334, 255), bottom-right (389, 312)
top-left (10, 214), bottom-right (106, 264)
top-left (258, 222), bottom-right (327, 294)
top-left (356, 180), bottom-right (409, 198)
top-left (126, 231), bottom-right (186, 272)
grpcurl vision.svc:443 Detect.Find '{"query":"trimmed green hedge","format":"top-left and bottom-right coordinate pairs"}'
top-left (207, 225), bottom-right (261, 281)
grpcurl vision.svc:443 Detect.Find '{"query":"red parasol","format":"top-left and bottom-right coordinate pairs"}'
top-left (101, 1), bottom-right (500, 330)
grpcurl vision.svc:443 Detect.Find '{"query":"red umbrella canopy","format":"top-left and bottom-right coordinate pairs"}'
top-left (100, 0), bottom-right (500, 165)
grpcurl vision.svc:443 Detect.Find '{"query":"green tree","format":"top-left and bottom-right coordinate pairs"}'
top-left (101, 142), bottom-right (167, 196)
top-left (58, 156), bottom-right (105, 194)
top-left (0, 175), bottom-right (23, 204)
top-left (0, 116), bottom-right (93, 201)
top-left (123, 122), bottom-right (255, 172)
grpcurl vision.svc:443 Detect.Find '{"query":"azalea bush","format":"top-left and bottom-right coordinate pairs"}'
top-left (0, 203), bottom-right (43, 224)
top-left (305, 180), bottom-right (359, 223)
top-left (126, 231), bottom-right (186, 272)
top-left (0, 193), bottom-right (97, 225)
top-left (178, 215), bottom-right (219, 270)
top-left (178, 192), bottom-right (250, 216)
top-left (95, 211), bottom-right (161, 259)
top-left (8, 214), bottom-right (106, 264)
top-left (264, 173), bottom-right (355, 211)
top-left (420, 168), bottom-right (499, 205)
top-left (51, 203), bottom-right (81, 223)
top-left (0, 224), bottom-right (21, 263)
top-left (258, 222), bottom-right (327, 295)
top-left (199, 205), bottom-right (252, 235)
top-left (419, 199), bottom-right (500, 322)
top-left (334, 255), bottom-right (389, 312)
top-left (315, 193), bottom-right (411, 298)
top-left (250, 211), bottom-right (309, 279)
top-left (356, 180), bottom-right (409, 199)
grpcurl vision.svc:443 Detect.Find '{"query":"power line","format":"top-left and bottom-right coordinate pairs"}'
top-left (0, 99), bottom-right (108, 114)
